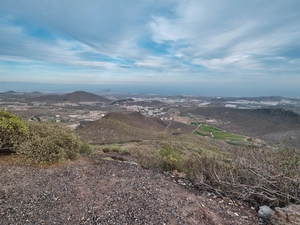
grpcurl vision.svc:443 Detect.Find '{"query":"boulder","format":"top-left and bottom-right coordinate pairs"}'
top-left (270, 204), bottom-right (300, 225)
top-left (258, 205), bottom-right (274, 223)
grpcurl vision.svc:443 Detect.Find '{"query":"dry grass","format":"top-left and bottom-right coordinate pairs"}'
top-left (98, 140), bottom-right (300, 208)
top-left (76, 112), bottom-right (179, 144)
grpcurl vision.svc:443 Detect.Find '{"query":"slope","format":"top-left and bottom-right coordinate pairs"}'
top-left (76, 112), bottom-right (170, 144)
top-left (186, 107), bottom-right (300, 147)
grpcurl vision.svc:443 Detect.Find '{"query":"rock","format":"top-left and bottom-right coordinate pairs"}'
top-left (258, 205), bottom-right (274, 223)
top-left (270, 204), bottom-right (300, 225)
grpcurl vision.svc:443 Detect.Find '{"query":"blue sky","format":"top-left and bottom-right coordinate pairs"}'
top-left (0, 0), bottom-right (300, 96)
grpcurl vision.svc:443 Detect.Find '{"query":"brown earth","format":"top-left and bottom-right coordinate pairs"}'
top-left (0, 155), bottom-right (262, 225)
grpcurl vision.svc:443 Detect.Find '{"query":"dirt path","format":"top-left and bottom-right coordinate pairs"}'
top-left (164, 122), bottom-right (172, 133)
top-left (0, 155), bottom-right (261, 225)
top-left (191, 124), bottom-right (202, 134)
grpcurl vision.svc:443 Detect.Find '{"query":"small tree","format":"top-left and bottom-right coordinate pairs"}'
top-left (0, 109), bottom-right (28, 151)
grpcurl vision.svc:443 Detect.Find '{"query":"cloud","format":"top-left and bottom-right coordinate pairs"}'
top-left (149, 0), bottom-right (300, 72)
top-left (0, 0), bottom-right (299, 95)
top-left (0, 0), bottom-right (175, 54)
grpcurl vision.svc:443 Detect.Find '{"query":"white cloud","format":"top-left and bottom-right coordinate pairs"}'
top-left (148, 0), bottom-right (300, 72)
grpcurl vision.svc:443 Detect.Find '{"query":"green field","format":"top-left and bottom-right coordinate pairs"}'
top-left (193, 124), bottom-right (245, 143)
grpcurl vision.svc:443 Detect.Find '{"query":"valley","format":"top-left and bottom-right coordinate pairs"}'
top-left (1, 90), bottom-right (300, 148)
top-left (1, 90), bottom-right (300, 224)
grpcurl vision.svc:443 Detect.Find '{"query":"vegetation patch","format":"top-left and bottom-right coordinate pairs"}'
top-left (159, 145), bottom-right (183, 171)
top-left (212, 131), bottom-right (244, 141)
top-left (0, 109), bottom-right (28, 151)
top-left (17, 122), bottom-right (82, 165)
top-left (193, 124), bottom-right (245, 144)
top-left (98, 140), bottom-right (300, 208)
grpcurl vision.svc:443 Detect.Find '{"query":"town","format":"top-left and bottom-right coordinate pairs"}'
top-left (1, 91), bottom-right (300, 131)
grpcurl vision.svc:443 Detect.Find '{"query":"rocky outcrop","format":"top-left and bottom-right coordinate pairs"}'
top-left (270, 204), bottom-right (300, 225)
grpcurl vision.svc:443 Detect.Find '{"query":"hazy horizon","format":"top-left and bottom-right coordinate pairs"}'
top-left (0, 82), bottom-right (299, 98)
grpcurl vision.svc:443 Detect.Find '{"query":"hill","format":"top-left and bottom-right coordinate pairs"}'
top-left (76, 111), bottom-right (230, 146)
top-left (1, 90), bottom-right (16, 94)
top-left (30, 91), bottom-right (111, 103)
top-left (103, 111), bottom-right (166, 130)
top-left (64, 91), bottom-right (111, 103)
top-left (76, 112), bottom-right (171, 144)
top-left (185, 107), bottom-right (300, 147)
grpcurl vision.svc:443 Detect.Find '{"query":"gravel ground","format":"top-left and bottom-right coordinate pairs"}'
top-left (0, 155), bottom-right (261, 225)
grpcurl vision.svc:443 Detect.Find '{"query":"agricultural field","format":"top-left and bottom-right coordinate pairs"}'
top-left (193, 124), bottom-right (247, 145)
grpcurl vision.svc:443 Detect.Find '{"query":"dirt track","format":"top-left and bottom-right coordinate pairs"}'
top-left (0, 155), bottom-right (261, 224)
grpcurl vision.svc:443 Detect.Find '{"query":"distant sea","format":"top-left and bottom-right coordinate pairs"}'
top-left (0, 82), bottom-right (298, 97)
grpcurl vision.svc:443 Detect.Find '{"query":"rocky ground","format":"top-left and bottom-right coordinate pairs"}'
top-left (0, 155), bottom-right (262, 225)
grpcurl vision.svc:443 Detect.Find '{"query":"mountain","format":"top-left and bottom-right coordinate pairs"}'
top-left (64, 91), bottom-right (110, 103)
top-left (0, 90), bottom-right (19, 95)
top-left (2, 90), bottom-right (16, 94)
top-left (30, 91), bottom-right (111, 103)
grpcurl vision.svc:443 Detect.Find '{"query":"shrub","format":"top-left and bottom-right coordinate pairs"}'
top-left (79, 141), bottom-right (93, 155)
top-left (102, 147), bottom-right (110, 153)
top-left (0, 109), bottom-right (28, 151)
top-left (159, 145), bottom-right (183, 171)
top-left (197, 146), bottom-right (300, 207)
top-left (17, 122), bottom-right (81, 165)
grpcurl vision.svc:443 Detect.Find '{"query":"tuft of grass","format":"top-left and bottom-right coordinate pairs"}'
top-left (111, 144), bottom-right (130, 154)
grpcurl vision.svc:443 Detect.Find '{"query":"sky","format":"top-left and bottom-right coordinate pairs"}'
top-left (0, 0), bottom-right (300, 96)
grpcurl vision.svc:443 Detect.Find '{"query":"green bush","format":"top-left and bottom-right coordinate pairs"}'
top-left (0, 109), bottom-right (28, 150)
top-left (79, 141), bottom-right (93, 155)
top-left (17, 122), bottom-right (81, 165)
top-left (102, 147), bottom-right (110, 153)
top-left (159, 145), bottom-right (183, 171)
